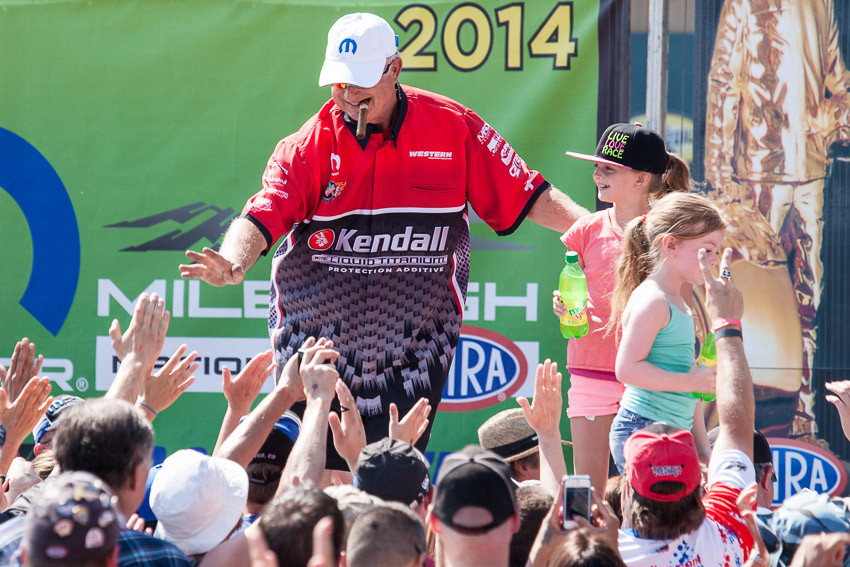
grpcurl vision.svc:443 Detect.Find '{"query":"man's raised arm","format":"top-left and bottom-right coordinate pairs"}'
top-left (179, 217), bottom-right (267, 287)
top-left (700, 248), bottom-right (753, 461)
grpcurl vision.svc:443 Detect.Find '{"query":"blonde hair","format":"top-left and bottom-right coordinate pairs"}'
top-left (608, 192), bottom-right (726, 330)
top-left (646, 152), bottom-right (691, 199)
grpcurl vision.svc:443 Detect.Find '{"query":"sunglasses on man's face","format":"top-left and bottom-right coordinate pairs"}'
top-left (332, 62), bottom-right (392, 90)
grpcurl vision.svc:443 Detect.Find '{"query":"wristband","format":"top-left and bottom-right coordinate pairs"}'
top-left (711, 318), bottom-right (742, 333)
top-left (136, 401), bottom-right (158, 417)
top-left (714, 327), bottom-right (743, 340)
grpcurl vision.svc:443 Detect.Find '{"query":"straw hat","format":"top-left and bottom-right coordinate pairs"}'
top-left (477, 408), bottom-right (571, 462)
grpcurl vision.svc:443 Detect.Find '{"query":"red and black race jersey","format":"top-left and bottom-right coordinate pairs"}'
top-left (242, 85), bottom-right (548, 415)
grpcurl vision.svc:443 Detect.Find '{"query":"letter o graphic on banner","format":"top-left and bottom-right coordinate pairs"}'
top-left (0, 127), bottom-right (79, 335)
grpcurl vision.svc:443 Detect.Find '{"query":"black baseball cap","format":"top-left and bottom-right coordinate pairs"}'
top-left (354, 438), bottom-right (431, 505)
top-left (707, 427), bottom-right (773, 466)
top-left (433, 445), bottom-right (517, 533)
top-left (566, 123), bottom-right (669, 175)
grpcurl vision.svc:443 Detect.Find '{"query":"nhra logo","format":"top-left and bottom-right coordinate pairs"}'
top-left (440, 326), bottom-right (528, 412)
top-left (768, 438), bottom-right (848, 505)
top-left (308, 230), bottom-right (335, 251)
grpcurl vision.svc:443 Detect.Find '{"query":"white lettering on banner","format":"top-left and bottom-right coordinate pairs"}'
top-left (97, 279), bottom-right (268, 319)
top-left (173, 280), bottom-right (185, 317)
top-left (445, 340), bottom-right (538, 400)
top-left (1, 357), bottom-right (75, 392)
top-left (93, 337), bottom-right (540, 399)
top-left (97, 279), bottom-right (167, 317)
top-left (243, 280), bottom-right (269, 318)
top-left (464, 282), bottom-right (539, 321)
top-left (784, 451), bottom-right (807, 495)
top-left (188, 280), bottom-right (240, 318)
top-left (94, 336), bottom-right (274, 393)
top-left (485, 283), bottom-right (538, 321)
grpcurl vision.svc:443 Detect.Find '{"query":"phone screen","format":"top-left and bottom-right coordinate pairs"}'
top-left (561, 476), bottom-right (592, 529)
top-left (565, 487), bottom-right (590, 520)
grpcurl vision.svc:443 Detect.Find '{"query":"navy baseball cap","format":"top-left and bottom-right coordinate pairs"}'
top-left (566, 123), bottom-right (669, 175)
top-left (32, 395), bottom-right (85, 444)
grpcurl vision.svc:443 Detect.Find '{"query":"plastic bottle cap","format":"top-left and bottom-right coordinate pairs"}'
top-left (565, 251), bottom-right (579, 263)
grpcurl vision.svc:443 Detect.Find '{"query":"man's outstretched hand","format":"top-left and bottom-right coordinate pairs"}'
top-left (179, 247), bottom-right (245, 287)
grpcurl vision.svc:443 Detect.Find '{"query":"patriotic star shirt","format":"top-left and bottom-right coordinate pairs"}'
top-left (618, 450), bottom-right (756, 567)
top-left (241, 85), bottom-right (548, 416)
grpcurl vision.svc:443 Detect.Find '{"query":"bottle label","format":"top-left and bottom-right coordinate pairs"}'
top-left (560, 301), bottom-right (587, 326)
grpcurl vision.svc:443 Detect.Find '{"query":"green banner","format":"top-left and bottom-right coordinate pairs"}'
top-left (0, 0), bottom-right (604, 470)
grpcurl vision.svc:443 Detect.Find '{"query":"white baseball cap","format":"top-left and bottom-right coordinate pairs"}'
top-left (318, 13), bottom-right (399, 88)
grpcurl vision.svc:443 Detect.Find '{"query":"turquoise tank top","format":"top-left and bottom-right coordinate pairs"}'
top-left (620, 281), bottom-right (698, 430)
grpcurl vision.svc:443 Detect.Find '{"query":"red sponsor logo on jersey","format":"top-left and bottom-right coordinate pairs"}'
top-left (308, 230), bottom-right (335, 250)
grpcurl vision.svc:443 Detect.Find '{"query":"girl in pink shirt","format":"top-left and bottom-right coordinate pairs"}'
top-left (553, 123), bottom-right (690, 492)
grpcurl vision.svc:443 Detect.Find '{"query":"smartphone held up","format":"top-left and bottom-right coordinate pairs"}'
top-left (561, 474), bottom-right (592, 530)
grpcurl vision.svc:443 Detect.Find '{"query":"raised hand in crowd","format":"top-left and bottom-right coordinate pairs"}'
top-left (328, 379), bottom-right (366, 472)
top-left (824, 380), bottom-right (850, 443)
top-left (105, 292), bottom-right (170, 403)
top-left (0, 337), bottom-right (44, 403)
top-left (136, 344), bottom-right (199, 422)
top-left (788, 532), bottom-right (850, 567)
top-left (517, 359), bottom-right (568, 496)
top-left (213, 349), bottom-right (275, 454)
top-left (0, 376), bottom-right (52, 478)
top-left (736, 483), bottom-right (770, 567)
top-left (279, 338), bottom-right (340, 493)
top-left (389, 398), bottom-right (431, 446)
top-left (108, 292), bottom-right (169, 361)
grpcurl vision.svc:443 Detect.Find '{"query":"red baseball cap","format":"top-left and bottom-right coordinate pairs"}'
top-left (624, 428), bottom-right (701, 502)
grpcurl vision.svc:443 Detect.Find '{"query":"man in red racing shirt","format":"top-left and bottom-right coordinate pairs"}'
top-left (180, 12), bottom-right (588, 469)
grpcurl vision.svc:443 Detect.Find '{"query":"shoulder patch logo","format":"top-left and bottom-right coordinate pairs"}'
top-left (322, 181), bottom-right (346, 203)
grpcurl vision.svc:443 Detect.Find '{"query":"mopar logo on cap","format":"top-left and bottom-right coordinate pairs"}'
top-left (767, 438), bottom-right (848, 505)
top-left (339, 38), bottom-right (357, 54)
top-left (440, 326), bottom-right (528, 412)
top-left (308, 229), bottom-right (335, 250)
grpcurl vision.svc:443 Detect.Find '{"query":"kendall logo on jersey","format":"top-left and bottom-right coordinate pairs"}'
top-left (440, 326), bottom-right (528, 412)
top-left (308, 230), bottom-right (335, 250)
top-left (335, 225), bottom-right (449, 253)
top-left (767, 438), bottom-right (848, 505)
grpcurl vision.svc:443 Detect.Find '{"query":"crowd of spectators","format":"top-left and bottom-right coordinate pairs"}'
top-left (2, 250), bottom-right (850, 567)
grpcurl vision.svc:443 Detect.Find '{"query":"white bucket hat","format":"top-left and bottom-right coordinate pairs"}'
top-left (318, 13), bottom-right (398, 88)
top-left (151, 449), bottom-right (248, 556)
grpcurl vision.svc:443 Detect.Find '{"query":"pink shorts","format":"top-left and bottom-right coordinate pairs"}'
top-left (566, 374), bottom-right (625, 418)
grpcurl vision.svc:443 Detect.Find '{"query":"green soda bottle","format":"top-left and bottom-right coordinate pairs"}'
top-left (694, 332), bottom-right (717, 402)
top-left (558, 251), bottom-right (588, 339)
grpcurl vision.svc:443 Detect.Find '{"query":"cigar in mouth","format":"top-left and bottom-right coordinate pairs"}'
top-left (356, 101), bottom-right (369, 139)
